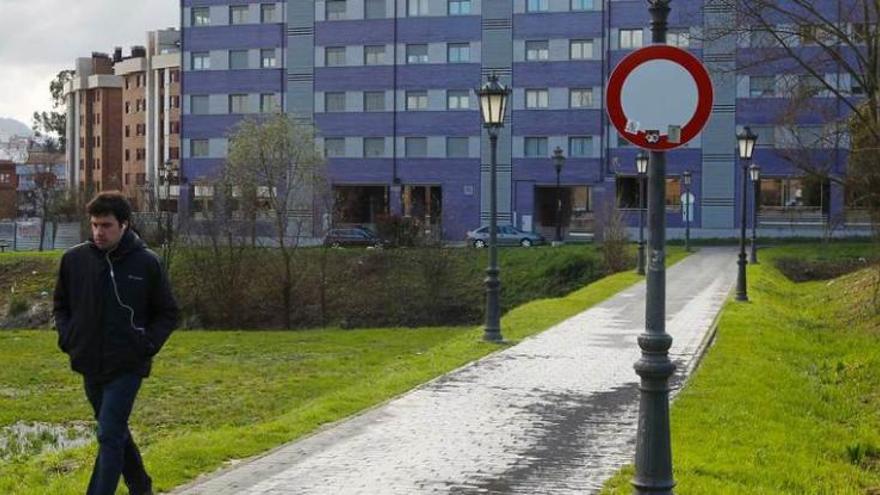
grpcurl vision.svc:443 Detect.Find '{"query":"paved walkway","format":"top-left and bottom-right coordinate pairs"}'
top-left (174, 247), bottom-right (738, 495)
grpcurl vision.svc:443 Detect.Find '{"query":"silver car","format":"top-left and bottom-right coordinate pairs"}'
top-left (466, 225), bottom-right (546, 248)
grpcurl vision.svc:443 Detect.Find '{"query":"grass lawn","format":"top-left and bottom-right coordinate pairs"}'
top-left (601, 243), bottom-right (880, 494)
top-left (0, 248), bottom-right (687, 494)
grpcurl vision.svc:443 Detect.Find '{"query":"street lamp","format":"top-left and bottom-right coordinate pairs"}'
top-left (553, 147), bottom-right (566, 244)
top-left (158, 159), bottom-right (179, 244)
top-left (632, 2), bottom-right (676, 494)
top-left (635, 151), bottom-right (648, 275)
top-left (749, 163), bottom-right (761, 264)
top-left (682, 170), bottom-right (692, 252)
top-left (735, 126), bottom-right (758, 302)
top-left (477, 73), bottom-right (510, 343)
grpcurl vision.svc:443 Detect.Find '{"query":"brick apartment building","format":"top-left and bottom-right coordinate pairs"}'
top-left (0, 160), bottom-right (17, 219)
top-left (114, 29), bottom-right (182, 210)
top-left (64, 53), bottom-right (123, 195)
top-left (65, 30), bottom-right (181, 211)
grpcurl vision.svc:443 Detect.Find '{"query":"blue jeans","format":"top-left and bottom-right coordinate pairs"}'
top-left (84, 373), bottom-right (152, 495)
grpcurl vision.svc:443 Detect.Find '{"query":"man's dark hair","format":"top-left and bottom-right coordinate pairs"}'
top-left (87, 191), bottom-right (132, 226)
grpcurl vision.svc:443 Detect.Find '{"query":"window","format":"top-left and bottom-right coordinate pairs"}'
top-left (192, 139), bottom-right (210, 158)
top-left (619, 29), bottom-right (643, 49)
top-left (230, 5), bottom-right (249, 24)
top-left (261, 3), bottom-right (276, 23)
top-left (229, 50), bottom-right (249, 69)
top-left (446, 137), bottom-right (469, 158)
top-left (750, 31), bottom-right (777, 48)
top-left (125, 102), bottom-right (130, 114)
top-left (447, 90), bottom-right (469, 109)
top-left (261, 49), bottom-right (277, 68)
top-left (853, 23), bottom-right (872, 43)
top-left (526, 41), bottom-right (549, 61)
top-left (571, 0), bottom-right (594, 11)
top-left (525, 89), bottom-right (549, 109)
top-left (365, 0), bottom-right (385, 19)
top-left (325, 47), bottom-right (346, 66)
top-left (364, 91), bottom-right (385, 111)
top-left (449, 0), bottom-right (471, 15)
top-left (405, 137), bottom-right (427, 157)
top-left (570, 40), bottom-right (593, 60)
top-left (192, 7), bottom-right (210, 26)
top-left (668, 30), bottom-right (690, 48)
top-left (408, 0), bottom-right (429, 16)
top-left (191, 95), bottom-right (210, 114)
top-left (261, 94), bottom-right (278, 113)
top-left (568, 136), bottom-right (592, 157)
top-left (616, 177), bottom-right (641, 209)
top-left (406, 90), bottom-right (428, 110)
top-left (795, 75), bottom-right (824, 97)
top-left (406, 44), bottom-right (429, 64)
top-left (192, 52), bottom-right (210, 70)
top-left (324, 138), bottom-right (346, 157)
top-left (229, 94), bottom-right (249, 113)
top-left (524, 137), bottom-right (548, 157)
top-left (326, 0), bottom-right (346, 20)
top-left (570, 88), bottom-right (593, 108)
top-left (125, 125), bottom-right (130, 137)
top-left (749, 76), bottom-right (775, 97)
top-left (447, 43), bottom-right (470, 63)
top-left (325, 92), bottom-right (346, 112)
top-left (665, 178), bottom-right (681, 209)
top-left (363, 137), bottom-right (385, 157)
top-left (748, 125), bottom-right (775, 148)
top-left (364, 45), bottom-right (385, 65)
top-left (527, 0), bottom-right (548, 12)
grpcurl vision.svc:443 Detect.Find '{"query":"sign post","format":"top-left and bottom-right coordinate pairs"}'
top-left (606, 2), bottom-right (713, 493)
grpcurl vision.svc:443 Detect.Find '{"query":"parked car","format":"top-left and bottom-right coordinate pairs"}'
top-left (323, 227), bottom-right (386, 248)
top-left (466, 225), bottom-right (546, 248)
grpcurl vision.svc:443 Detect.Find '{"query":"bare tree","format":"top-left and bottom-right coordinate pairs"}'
top-left (225, 114), bottom-right (326, 328)
top-left (705, 0), bottom-right (880, 226)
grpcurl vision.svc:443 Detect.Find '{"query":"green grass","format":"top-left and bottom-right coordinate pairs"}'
top-left (0, 248), bottom-right (687, 494)
top-left (601, 244), bottom-right (880, 494)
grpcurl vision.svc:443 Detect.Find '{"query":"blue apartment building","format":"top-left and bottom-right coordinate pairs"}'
top-left (180, 0), bottom-right (869, 242)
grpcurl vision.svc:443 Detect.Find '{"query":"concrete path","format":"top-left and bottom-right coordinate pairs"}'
top-left (174, 247), bottom-right (738, 495)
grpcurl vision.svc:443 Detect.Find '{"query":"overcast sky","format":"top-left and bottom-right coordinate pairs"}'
top-left (0, 0), bottom-right (179, 128)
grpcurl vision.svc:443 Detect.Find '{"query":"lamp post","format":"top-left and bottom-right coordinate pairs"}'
top-left (553, 147), bottom-right (565, 244)
top-left (682, 170), bottom-right (692, 252)
top-left (477, 73), bottom-right (510, 342)
top-left (736, 126), bottom-right (758, 302)
top-left (749, 163), bottom-right (760, 264)
top-left (632, 2), bottom-right (676, 494)
top-left (636, 151), bottom-right (648, 275)
top-left (158, 159), bottom-right (179, 245)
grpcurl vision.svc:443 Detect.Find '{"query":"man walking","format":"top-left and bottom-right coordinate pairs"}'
top-left (53, 192), bottom-right (179, 495)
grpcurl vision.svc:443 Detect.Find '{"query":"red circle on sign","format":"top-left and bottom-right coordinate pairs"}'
top-left (606, 45), bottom-right (713, 151)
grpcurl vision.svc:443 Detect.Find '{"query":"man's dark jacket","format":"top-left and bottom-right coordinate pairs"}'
top-left (53, 230), bottom-right (179, 380)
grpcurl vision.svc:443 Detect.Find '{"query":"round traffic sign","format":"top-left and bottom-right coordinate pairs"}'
top-left (607, 45), bottom-right (713, 151)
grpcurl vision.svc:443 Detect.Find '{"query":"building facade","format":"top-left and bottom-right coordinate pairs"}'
top-left (64, 53), bottom-right (124, 195)
top-left (180, 0), bottom-right (867, 241)
top-left (0, 161), bottom-right (17, 219)
top-left (114, 29), bottom-right (183, 211)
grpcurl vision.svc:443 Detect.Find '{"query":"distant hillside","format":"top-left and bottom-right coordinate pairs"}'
top-left (0, 117), bottom-right (33, 139)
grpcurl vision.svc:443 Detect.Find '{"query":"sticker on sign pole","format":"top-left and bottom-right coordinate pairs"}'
top-left (607, 45), bottom-right (713, 151)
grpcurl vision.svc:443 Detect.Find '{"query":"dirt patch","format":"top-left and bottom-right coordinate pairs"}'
top-left (0, 258), bottom-right (56, 329)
